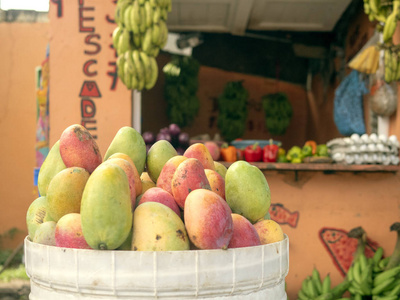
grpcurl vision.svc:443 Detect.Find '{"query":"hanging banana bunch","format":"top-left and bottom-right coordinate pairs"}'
top-left (113, 0), bottom-right (171, 91)
top-left (363, 0), bottom-right (400, 83)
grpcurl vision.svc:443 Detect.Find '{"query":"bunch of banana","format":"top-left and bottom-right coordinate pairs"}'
top-left (383, 46), bottom-right (400, 83)
top-left (117, 49), bottom-right (159, 90)
top-left (348, 45), bottom-right (380, 74)
top-left (112, 0), bottom-right (171, 90)
top-left (382, 0), bottom-right (400, 43)
top-left (297, 268), bottom-right (351, 300)
top-left (363, 0), bottom-right (391, 23)
top-left (346, 252), bottom-right (374, 297)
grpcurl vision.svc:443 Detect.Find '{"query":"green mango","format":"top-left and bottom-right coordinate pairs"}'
top-left (81, 163), bottom-right (132, 250)
top-left (26, 196), bottom-right (54, 240)
top-left (37, 140), bottom-right (66, 196)
top-left (146, 140), bottom-right (177, 183)
top-left (225, 161), bottom-right (271, 223)
top-left (103, 126), bottom-right (146, 174)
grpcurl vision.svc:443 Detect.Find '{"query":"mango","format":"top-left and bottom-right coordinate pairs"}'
top-left (55, 213), bottom-right (91, 249)
top-left (33, 221), bottom-right (56, 246)
top-left (140, 172), bottom-right (153, 182)
top-left (213, 161), bottom-right (227, 179)
top-left (146, 140), bottom-right (177, 183)
top-left (59, 124), bottom-right (102, 173)
top-left (225, 161), bottom-right (271, 223)
top-left (171, 158), bottom-right (211, 209)
top-left (253, 219), bottom-right (284, 245)
top-left (204, 141), bottom-right (220, 161)
top-left (47, 167), bottom-right (90, 222)
top-left (184, 189), bottom-right (233, 250)
top-left (103, 157), bottom-right (137, 210)
top-left (26, 196), bottom-right (53, 240)
top-left (204, 169), bottom-right (225, 199)
top-left (108, 153), bottom-right (142, 197)
top-left (184, 143), bottom-right (215, 170)
top-left (156, 155), bottom-right (187, 195)
top-left (103, 126), bottom-right (146, 174)
top-left (132, 202), bottom-right (189, 251)
top-left (38, 140), bottom-right (66, 196)
top-left (138, 187), bottom-right (181, 217)
top-left (81, 163), bottom-right (132, 250)
top-left (228, 214), bottom-right (261, 248)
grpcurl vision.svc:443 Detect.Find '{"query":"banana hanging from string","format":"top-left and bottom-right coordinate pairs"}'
top-left (113, 0), bottom-right (171, 90)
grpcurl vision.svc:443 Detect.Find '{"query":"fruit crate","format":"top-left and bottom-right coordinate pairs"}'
top-left (24, 235), bottom-right (289, 300)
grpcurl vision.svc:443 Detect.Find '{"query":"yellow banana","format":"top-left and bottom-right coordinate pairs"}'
top-left (124, 62), bottom-right (133, 89)
top-left (132, 0), bottom-right (141, 27)
top-left (138, 0), bottom-right (145, 5)
top-left (130, 3), bottom-right (141, 34)
top-left (153, 6), bottom-right (161, 24)
top-left (145, 56), bottom-right (158, 89)
top-left (115, 0), bottom-right (131, 27)
top-left (144, 1), bottom-right (153, 28)
top-left (124, 4), bottom-right (133, 31)
top-left (149, 0), bottom-right (158, 8)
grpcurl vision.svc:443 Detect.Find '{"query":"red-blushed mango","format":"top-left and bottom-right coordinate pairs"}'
top-left (55, 213), bottom-right (91, 249)
top-left (26, 196), bottom-right (54, 240)
top-left (204, 169), bottom-right (225, 199)
top-left (33, 221), bottom-right (56, 246)
top-left (103, 158), bottom-right (137, 211)
top-left (204, 141), bottom-right (220, 161)
top-left (171, 158), bottom-right (211, 209)
top-left (108, 153), bottom-right (142, 197)
top-left (103, 126), bottom-right (146, 174)
top-left (253, 219), bottom-right (284, 245)
top-left (228, 214), bottom-right (261, 249)
top-left (81, 163), bottom-right (132, 250)
top-left (184, 143), bottom-right (215, 170)
top-left (38, 140), bottom-right (66, 196)
top-left (157, 155), bottom-right (187, 195)
top-left (47, 167), bottom-right (90, 222)
top-left (214, 161), bottom-right (227, 179)
top-left (59, 124), bottom-right (102, 173)
top-left (132, 202), bottom-right (189, 251)
top-left (138, 187), bottom-right (181, 217)
top-left (184, 189), bottom-right (233, 250)
top-left (146, 140), bottom-right (177, 183)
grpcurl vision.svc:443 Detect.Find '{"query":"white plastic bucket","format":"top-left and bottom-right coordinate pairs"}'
top-left (25, 235), bottom-right (289, 299)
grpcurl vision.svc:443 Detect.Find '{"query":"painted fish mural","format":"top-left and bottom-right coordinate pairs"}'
top-left (319, 227), bottom-right (380, 276)
top-left (269, 203), bottom-right (299, 228)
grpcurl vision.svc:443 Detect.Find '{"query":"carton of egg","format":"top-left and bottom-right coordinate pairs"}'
top-left (326, 134), bottom-right (399, 165)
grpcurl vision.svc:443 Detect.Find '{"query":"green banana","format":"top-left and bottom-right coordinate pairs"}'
top-left (118, 29), bottom-right (131, 55)
top-left (166, 0), bottom-right (171, 12)
top-left (139, 3), bottom-right (147, 33)
top-left (117, 55), bottom-right (126, 84)
top-left (142, 27), bottom-right (153, 54)
top-left (112, 27), bottom-right (122, 50)
top-left (152, 23), bottom-right (161, 45)
top-left (123, 61), bottom-right (133, 89)
top-left (321, 273), bottom-right (331, 294)
top-left (297, 289), bottom-right (308, 300)
top-left (132, 50), bottom-right (145, 90)
top-left (132, 0), bottom-right (141, 27)
top-left (385, 49), bottom-right (393, 83)
top-left (385, 281), bottom-right (400, 296)
top-left (139, 51), bottom-right (152, 86)
top-left (153, 6), bottom-right (161, 24)
top-left (138, 0), bottom-right (145, 5)
top-left (373, 248), bottom-right (385, 266)
top-left (383, 1), bottom-right (399, 43)
top-left (312, 268), bottom-right (323, 294)
top-left (307, 276), bottom-right (318, 298)
top-left (124, 4), bottom-right (133, 31)
top-left (372, 276), bottom-right (396, 295)
top-left (144, 1), bottom-right (153, 28)
top-left (115, 0), bottom-right (131, 27)
top-left (374, 265), bottom-right (400, 286)
top-left (149, 0), bottom-right (158, 7)
top-left (145, 56), bottom-right (158, 89)
top-left (385, 223), bottom-right (400, 270)
top-left (132, 32), bottom-right (142, 48)
top-left (158, 20), bottom-right (168, 48)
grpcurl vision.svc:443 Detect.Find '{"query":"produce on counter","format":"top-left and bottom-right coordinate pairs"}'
top-left (217, 81), bottom-right (249, 142)
top-left (244, 142), bottom-right (263, 162)
top-left (113, 0), bottom-right (171, 90)
top-left (263, 140), bottom-right (279, 162)
top-left (286, 146), bottom-right (303, 163)
top-left (28, 124), bottom-right (286, 254)
top-left (220, 143), bottom-right (237, 162)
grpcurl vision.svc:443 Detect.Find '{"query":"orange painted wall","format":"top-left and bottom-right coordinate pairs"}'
top-left (0, 22), bottom-right (50, 248)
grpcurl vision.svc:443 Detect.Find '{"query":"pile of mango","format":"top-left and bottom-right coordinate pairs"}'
top-left (27, 124), bottom-right (285, 251)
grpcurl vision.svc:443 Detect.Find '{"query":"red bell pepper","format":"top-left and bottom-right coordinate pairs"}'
top-left (244, 142), bottom-right (263, 162)
top-left (263, 140), bottom-right (279, 162)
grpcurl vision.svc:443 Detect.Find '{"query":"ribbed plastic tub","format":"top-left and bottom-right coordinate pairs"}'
top-left (24, 235), bottom-right (289, 299)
